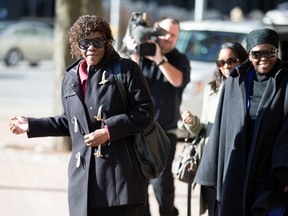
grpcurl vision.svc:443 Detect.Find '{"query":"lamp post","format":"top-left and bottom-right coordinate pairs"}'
top-left (194, 0), bottom-right (207, 21)
top-left (110, 0), bottom-right (121, 50)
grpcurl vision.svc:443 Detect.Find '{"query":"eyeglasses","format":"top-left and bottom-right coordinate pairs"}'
top-left (250, 49), bottom-right (278, 59)
top-left (78, 38), bottom-right (105, 50)
top-left (216, 58), bottom-right (239, 68)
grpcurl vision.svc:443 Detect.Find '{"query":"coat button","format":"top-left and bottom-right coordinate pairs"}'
top-left (75, 152), bottom-right (81, 168)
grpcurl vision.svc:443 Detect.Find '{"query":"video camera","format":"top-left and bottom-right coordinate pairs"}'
top-left (126, 12), bottom-right (167, 56)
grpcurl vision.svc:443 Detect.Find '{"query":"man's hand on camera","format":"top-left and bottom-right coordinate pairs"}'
top-left (126, 36), bottom-right (140, 64)
top-left (145, 41), bottom-right (163, 65)
top-left (126, 36), bottom-right (138, 52)
top-left (126, 36), bottom-right (140, 63)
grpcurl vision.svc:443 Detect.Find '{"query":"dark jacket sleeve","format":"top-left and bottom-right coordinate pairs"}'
top-left (27, 114), bottom-right (70, 138)
top-left (273, 167), bottom-right (288, 187)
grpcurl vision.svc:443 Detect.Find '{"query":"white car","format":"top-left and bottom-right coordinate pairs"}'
top-left (0, 21), bottom-right (54, 66)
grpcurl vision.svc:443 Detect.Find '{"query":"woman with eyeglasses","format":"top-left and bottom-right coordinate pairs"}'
top-left (194, 28), bottom-right (288, 216)
top-left (8, 15), bottom-right (154, 216)
top-left (181, 42), bottom-right (248, 215)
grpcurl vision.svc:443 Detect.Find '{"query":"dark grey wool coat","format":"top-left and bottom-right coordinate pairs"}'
top-left (27, 50), bottom-right (154, 216)
top-left (195, 59), bottom-right (288, 216)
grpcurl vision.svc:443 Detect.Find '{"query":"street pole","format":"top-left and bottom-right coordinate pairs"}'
top-left (194, 0), bottom-right (207, 21)
top-left (110, 0), bottom-right (121, 51)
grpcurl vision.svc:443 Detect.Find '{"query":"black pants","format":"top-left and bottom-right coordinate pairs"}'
top-left (88, 205), bottom-right (140, 216)
top-left (202, 186), bottom-right (217, 216)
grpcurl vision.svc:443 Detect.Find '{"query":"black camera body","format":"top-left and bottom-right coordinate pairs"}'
top-left (128, 12), bottom-right (167, 56)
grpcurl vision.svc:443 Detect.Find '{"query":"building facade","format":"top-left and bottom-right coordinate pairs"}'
top-left (0, 0), bottom-right (286, 21)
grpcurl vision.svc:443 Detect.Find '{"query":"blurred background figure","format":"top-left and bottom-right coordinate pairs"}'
top-left (122, 14), bottom-right (191, 216)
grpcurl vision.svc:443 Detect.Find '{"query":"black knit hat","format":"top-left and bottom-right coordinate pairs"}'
top-left (246, 28), bottom-right (279, 52)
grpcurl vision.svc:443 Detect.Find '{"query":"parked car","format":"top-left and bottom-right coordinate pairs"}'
top-left (176, 19), bottom-right (288, 138)
top-left (0, 20), bottom-right (54, 66)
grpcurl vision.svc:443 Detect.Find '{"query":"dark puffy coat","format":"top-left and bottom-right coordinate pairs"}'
top-left (195, 60), bottom-right (288, 216)
top-left (27, 50), bottom-right (154, 216)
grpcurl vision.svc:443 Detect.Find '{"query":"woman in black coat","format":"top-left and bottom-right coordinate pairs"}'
top-left (9, 15), bottom-right (154, 216)
top-left (195, 28), bottom-right (288, 215)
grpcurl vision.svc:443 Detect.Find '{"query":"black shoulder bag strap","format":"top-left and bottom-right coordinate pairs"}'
top-left (113, 59), bottom-right (128, 110)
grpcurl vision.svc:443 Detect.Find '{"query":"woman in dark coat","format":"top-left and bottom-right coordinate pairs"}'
top-left (195, 28), bottom-right (288, 216)
top-left (9, 15), bottom-right (154, 216)
top-left (182, 42), bottom-right (248, 216)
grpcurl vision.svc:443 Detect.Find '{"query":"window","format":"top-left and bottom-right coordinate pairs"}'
top-left (176, 30), bottom-right (246, 62)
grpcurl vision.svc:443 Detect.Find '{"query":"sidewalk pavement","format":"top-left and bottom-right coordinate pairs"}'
top-left (0, 106), bottom-right (206, 216)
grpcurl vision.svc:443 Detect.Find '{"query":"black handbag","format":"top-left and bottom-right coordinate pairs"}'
top-left (173, 129), bottom-right (205, 183)
top-left (133, 119), bottom-right (171, 179)
top-left (113, 60), bottom-right (171, 179)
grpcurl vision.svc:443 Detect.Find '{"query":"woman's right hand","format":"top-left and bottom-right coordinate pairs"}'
top-left (181, 110), bottom-right (195, 125)
top-left (9, 116), bottom-right (29, 135)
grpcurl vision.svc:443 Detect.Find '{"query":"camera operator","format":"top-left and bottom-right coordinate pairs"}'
top-left (124, 16), bottom-right (191, 216)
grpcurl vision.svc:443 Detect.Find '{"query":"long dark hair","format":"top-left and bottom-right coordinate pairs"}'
top-left (209, 42), bottom-right (248, 91)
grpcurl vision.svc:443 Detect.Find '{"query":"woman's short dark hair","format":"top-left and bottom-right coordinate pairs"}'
top-left (66, 15), bottom-right (115, 58)
top-left (209, 42), bottom-right (248, 91)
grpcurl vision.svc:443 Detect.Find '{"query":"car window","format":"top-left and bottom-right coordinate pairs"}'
top-left (35, 26), bottom-right (53, 37)
top-left (176, 30), bottom-right (246, 62)
top-left (0, 21), bottom-right (14, 34)
top-left (13, 26), bottom-right (36, 36)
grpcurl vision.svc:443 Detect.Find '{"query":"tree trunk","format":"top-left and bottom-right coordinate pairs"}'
top-left (52, 0), bottom-right (103, 151)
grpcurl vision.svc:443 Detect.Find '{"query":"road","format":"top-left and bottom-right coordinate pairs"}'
top-left (0, 61), bottom-right (54, 108)
top-left (0, 61), bottom-right (55, 149)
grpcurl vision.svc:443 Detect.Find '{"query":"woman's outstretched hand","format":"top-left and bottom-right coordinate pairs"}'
top-left (9, 116), bottom-right (29, 135)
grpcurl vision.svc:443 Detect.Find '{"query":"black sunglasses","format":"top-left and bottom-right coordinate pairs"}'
top-left (250, 49), bottom-right (278, 59)
top-left (78, 38), bottom-right (105, 50)
top-left (216, 58), bottom-right (239, 68)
